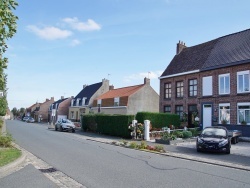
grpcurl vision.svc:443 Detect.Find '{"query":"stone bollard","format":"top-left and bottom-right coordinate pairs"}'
top-left (144, 120), bottom-right (150, 141)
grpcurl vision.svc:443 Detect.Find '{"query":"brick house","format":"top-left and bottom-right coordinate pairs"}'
top-left (159, 29), bottom-right (250, 136)
top-left (33, 97), bottom-right (55, 122)
top-left (48, 96), bottom-right (73, 124)
top-left (25, 102), bottom-right (40, 118)
top-left (68, 79), bottom-right (110, 121)
top-left (92, 78), bottom-right (159, 115)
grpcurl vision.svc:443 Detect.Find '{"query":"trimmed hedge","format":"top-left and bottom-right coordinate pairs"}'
top-left (136, 112), bottom-right (180, 129)
top-left (81, 114), bottom-right (134, 138)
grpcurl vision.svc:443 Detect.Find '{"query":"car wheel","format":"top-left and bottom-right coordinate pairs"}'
top-left (59, 126), bottom-right (63, 132)
top-left (231, 137), bottom-right (237, 144)
top-left (72, 129), bottom-right (75, 133)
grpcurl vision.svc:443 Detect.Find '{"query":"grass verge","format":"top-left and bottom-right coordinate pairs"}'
top-left (0, 148), bottom-right (21, 167)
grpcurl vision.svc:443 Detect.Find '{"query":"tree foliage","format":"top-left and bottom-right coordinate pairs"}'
top-left (0, 0), bottom-right (18, 116)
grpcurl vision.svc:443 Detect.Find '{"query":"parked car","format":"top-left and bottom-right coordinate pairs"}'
top-left (55, 119), bottom-right (75, 133)
top-left (26, 117), bottom-right (35, 123)
top-left (196, 126), bottom-right (231, 154)
top-left (22, 116), bottom-right (30, 121)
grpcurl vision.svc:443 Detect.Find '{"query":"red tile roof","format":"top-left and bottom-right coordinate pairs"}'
top-left (96, 84), bottom-right (144, 99)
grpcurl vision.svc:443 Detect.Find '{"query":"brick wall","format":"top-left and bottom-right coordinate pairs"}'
top-left (160, 63), bottom-right (250, 127)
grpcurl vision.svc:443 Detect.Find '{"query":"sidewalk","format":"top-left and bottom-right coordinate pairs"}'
top-left (74, 128), bottom-right (250, 171)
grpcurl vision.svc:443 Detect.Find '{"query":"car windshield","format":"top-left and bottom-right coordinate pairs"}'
top-left (62, 119), bottom-right (72, 123)
top-left (202, 128), bottom-right (226, 137)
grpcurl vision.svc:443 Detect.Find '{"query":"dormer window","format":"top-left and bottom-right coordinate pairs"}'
top-left (114, 97), bottom-right (120, 106)
top-left (76, 98), bottom-right (80, 106)
top-left (82, 97), bottom-right (87, 106)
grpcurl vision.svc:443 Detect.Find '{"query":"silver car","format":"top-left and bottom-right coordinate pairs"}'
top-left (55, 119), bottom-right (75, 133)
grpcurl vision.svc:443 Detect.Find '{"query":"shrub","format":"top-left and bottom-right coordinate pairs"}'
top-left (138, 141), bottom-right (147, 149)
top-left (189, 128), bottom-right (199, 137)
top-left (136, 112), bottom-right (180, 129)
top-left (155, 145), bottom-right (164, 152)
top-left (182, 131), bottom-right (192, 139)
top-left (172, 130), bottom-right (183, 138)
top-left (129, 142), bottom-right (138, 149)
top-left (0, 134), bottom-right (12, 147)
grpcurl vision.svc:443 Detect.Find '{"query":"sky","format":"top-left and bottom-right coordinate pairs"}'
top-left (5, 0), bottom-right (250, 110)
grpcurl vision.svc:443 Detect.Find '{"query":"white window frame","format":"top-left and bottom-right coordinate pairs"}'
top-left (71, 111), bottom-right (74, 119)
top-left (71, 99), bottom-right (74, 107)
top-left (237, 102), bottom-right (250, 125)
top-left (76, 98), bottom-right (80, 106)
top-left (202, 76), bottom-right (212, 96)
top-left (219, 103), bottom-right (230, 124)
top-left (114, 97), bottom-right (120, 106)
top-left (237, 70), bottom-right (250, 93)
top-left (97, 99), bottom-right (102, 105)
top-left (219, 73), bottom-right (230, 95)
top-left (82, 97), bottom-right (87, 106)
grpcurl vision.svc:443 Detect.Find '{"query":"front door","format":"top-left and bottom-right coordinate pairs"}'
top-left (203, 104), bottom-right (212, 129)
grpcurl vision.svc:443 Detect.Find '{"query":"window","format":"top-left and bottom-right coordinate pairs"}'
top-left (164, 105), bottom-right (171, 113)
top-left (164, 83), bottom-right (171, 99)
top-left (97, 99), bottom-right (102, 106)
top-left (76, 98), bottom-right (80, 106)
top-left (219, 74), bottom-right (230, 94)
top-left (237, 71), bottom-right (250, 93)
top-left (175, 105), bottom-right (183, 120)
top-left (176, 81), bottom-right (183, 98)
top-left (82, 97), bottom-right (87, 106)
top-left (237, 103), bottom-right (250, 125)
top-left (189, 79), bottom-right (197, 97)
top-left (114, 97), bottom-right (120, 106)
top-left (71, 111), bottom-right (74, 119)
top-left (219, 103), bottom-right (230, 124)
top-left (202, 76), bottom-right (212, 96)
top-left (71, 99), bottom-right (74, 107)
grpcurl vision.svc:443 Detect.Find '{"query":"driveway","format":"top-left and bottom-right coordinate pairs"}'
top-left (176, 141), bottom-right (250, 157)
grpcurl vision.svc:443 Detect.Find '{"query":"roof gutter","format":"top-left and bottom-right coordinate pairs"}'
top-left (158, 69), bottom-right (200, 80)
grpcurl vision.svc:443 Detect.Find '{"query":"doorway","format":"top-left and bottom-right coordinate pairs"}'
top-left (202, 104), bottom-right (212, 129)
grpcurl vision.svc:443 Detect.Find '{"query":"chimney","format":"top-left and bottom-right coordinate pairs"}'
top-left (61, 96), bottom-right (64, 99)
top-left (46, 98), bottom-right (49, 102)
top-left (144, 77), bottom-right (150, 85)
top-left (83, 84), bottom-right (87, 89)
top-left (71, 96), bottom-right (74, 99)
top-left (109, 85), bottom-right (114, 90)
top-left (176, 40), bottom-right (186, 55)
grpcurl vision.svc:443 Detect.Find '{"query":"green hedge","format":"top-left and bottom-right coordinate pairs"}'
top-left (81, 114), bottom-right (134, 138)
top-left (136, 112), bottom-right (180, 129)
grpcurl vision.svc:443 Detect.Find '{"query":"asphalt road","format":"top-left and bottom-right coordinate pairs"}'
top-left (5, 120), bottom-right (250, 188)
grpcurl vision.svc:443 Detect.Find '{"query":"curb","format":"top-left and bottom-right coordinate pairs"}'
top-left (86, 138), bottom-right (250, 171)
top-left (0, 143), bottom-right (26, 178)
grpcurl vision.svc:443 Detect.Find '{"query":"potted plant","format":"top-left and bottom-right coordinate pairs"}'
top-left (241, 120), bottom-right (247, 125)
top-left (221, 119), bottom-right (228, 125)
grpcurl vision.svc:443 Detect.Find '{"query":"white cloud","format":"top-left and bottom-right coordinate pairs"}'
top-left (123, 71), bottom-right (163, 83)
top-left (62, 17), bottom-right (101, 31)
top-left (26, 25), bottom-right (72, 40)
top-left (70, 39), bottom-right (81, 46)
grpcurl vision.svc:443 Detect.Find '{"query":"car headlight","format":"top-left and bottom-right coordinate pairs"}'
top-left (218, 139), bottom-right (228, 147)
top-left (197, 138), bottom-right (204, 144)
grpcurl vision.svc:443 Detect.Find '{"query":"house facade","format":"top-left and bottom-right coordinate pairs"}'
top-left (48, 96), bottom-right (73, 124)
top-left (159, 29), bottom-right (250, 136)
top-left (68, 79), bottom-right (110, 121)
top-left (33, 97), bottom-right (55, 122)
top-left (92, 78), bottom-right (159, 115)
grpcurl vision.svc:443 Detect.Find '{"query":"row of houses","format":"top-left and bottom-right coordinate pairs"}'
top-left (159, 28), bottom-right (250, 136)
top-left (25, 28), bottom-right (250, 136)
top-left (25, 78), bottom-right (159, 124)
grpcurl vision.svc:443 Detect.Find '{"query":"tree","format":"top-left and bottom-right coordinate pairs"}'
top-left (0, 0), bottom-right (18, 116)
top-left (11, 107), bottom-right (18, 116)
